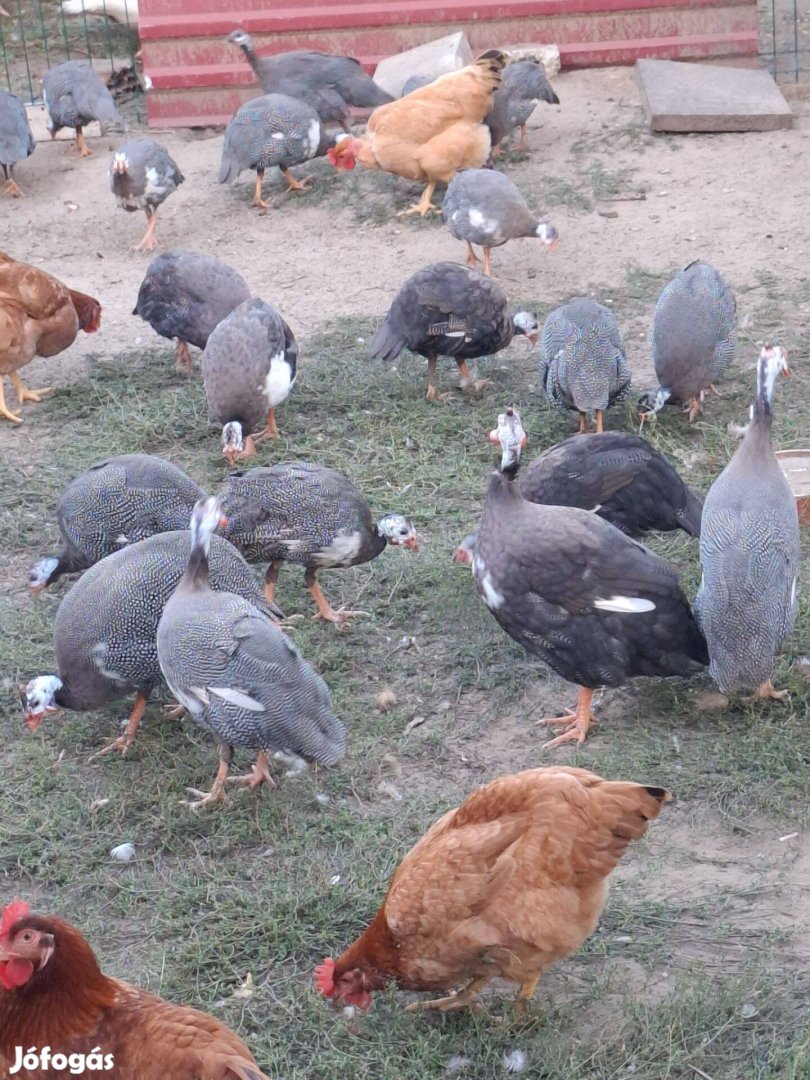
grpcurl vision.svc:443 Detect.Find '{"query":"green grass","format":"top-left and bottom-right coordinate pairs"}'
top-left (1, 263), bottom-right (810, 1078)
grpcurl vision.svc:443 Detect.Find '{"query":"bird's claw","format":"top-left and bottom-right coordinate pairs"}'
top-left (88, 734), bottom-right (135, 761)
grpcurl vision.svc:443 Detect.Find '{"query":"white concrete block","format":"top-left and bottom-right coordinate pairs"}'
top-left (373, 32), bottom-right (473, 99)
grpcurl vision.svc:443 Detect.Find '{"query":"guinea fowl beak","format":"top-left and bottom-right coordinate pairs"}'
top-left (25, 712), bottom-right (43, 732)
top-left (403, 535), bottom-right (419, 552)
top-left (488, 428), bottom-right (500, 445)
top-left (219, 514), bottom-right (229, 528)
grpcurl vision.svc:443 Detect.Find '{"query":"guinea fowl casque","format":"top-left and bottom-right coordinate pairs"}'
top-left (42, 60), bottom-right (124, 156)
top-left (486, 59), bottom-right (560, 154)
top-left (28, 453), bottom-right (204, 592)
top-left (316, 766), bottom-right (669, 1013)
top-left (640, 259), bottom-right (737, 424)
top-left (442, 168), bottom-right (558, 277)
top-left (696, 345), bottom-right (798, 704)
top-left (157, 497), bottom-right (347, 808)
top-left (0, 89), bottom-right (35, 197)
top-left (369, 261), bottom-right (538, 401)
top-left (226, 30), bottom-right (392, 131)
top-left (132, 251), bottom-right (251, 372)
top-left (202, 297), bottom-right (298, 461)
top-left (220, 462), bottom-right (418, 626)
top-left (0, 900), bottom-right (271, 1080)
top-left (327, 50), bottom-right (506, 216)
top-left (22, 530), bottom-right (282, 761)
top-left (109, 137), bottom-right (184, 252)
top-left (540, 298), bottom-right (631, 433)
top-left (473, 408), bottom-right (708, 747)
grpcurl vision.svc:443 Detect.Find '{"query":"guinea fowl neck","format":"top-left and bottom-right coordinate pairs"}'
top-left (751, 359), bottom-right (776, 430)
top-left (183, 528), bottom-right (212, 591)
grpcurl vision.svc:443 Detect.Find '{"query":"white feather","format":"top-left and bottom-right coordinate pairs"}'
top-left (480, 573), bottom-right (505, 610)
top-left (209, 687), bottom-right (265, 711)
top-left (593, 596), bottom-right (656, 613)
top-left (468, 208), bottom-right (498, 235)
top-left (306, 118), bottom-right (320, 157)
top-left (271, 131), bottom-right (285, 140)
top-left (262, 352), bottom-right (294, 407)
top-left (312, 530), bottom-right (363, 567)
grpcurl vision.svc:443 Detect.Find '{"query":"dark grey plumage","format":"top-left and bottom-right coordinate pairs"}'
top-left (642, 260), bottom-right (737, 420)
top-left (42, 61), bottom-right (124, 154)
top-left (227, 29), bottom-right (392, 129)
top-left (696, 347), bottom-right (798, 696)
top-left (29, 454), bottom-right (204, 591)
top-left (110, 138), bottom-right (184, 250)
top-left (157, 497), bottom-right (346, 807)
top-left (0, 90), bottom-right (35, 195)
top-left (486, 60), bottom-right (559, 151)
top-left (401, 74), bottom-right (433, 97)
top-left (132, 251), bottom-right (251, 372)
top-left (539, 299), bottom-right (631, 432)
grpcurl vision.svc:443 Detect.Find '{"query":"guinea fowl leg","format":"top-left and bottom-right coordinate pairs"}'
top-left (0, 380), bottom-right (23, 424)
top-left (397, 180), bottom-right (438, 217)
top-left (517, 124), bottom-right (527, 149)
top-left (88, 691), bottom-right (149, 761)
top-left (577, 412), bottom-right (588, 434)
top-left (405, 976), bottom-right (490, 1014)
top-left (174, 340), bottom-right (193, 373)
top-left (69, 126), bottom-right (92, 157)
top-left (742, 679), bottom-right (789, 704)
top-left (226, 750), bottom-right (277, 791)
top-left (457, 361), bottom-right (493, 394)
top-left (252, 169), bottom-right (271, 209)
top-left (264, 562), bottom-right (281, 605)
top-left (3, 176), bottom-right (23, 197)
top-left (184, 747), bottom-right (232, 809)
top-left (707, 383), bottom-right (722, 397)
top-left (686, 397), bottom-right (703, 422)
top-left (595, 409), bottom-right (604, 434)
top-left (9, 371), bottom-right (52, 405)
top-left (306, 567), bottom-right (367, 627)
top-left (134, 208), bottom-right (159, 253)
top-left (425, 355), bottom-right (444, 402)
top-left (465, 242), bottom-right (481, 269)
top-left (482, 248), bottom-right (493, 277)
top-left (536, 687), bottom-right (596, 749)
top-left (282, 168), bottom-right (313, 193)
top-left (254, 406), bottom-right (280, 440)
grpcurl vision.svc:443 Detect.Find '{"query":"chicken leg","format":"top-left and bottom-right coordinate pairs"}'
top-left (514, 975), bottom-right (540, 1017)
top-left (252, 169), bottom-right (271, 209)
top-left (536, 687), bottom-right (596, 749)
top-left (135, 208), bottom-right (159, 253)
top-left (398, 181), bottom-right (438, 218)
top-left (686, 397), bottom-right (703, 423)
top-left (305, 567), bottom-right (367, 627)
top-left (88, 691), bottom-right (148, 761)
top-left (282, 168), bottom-right (313, 193)
top-left (226, 750), bottom-right (277, 791)
top-left (0, 379), bottom-right (23, 424)
top-left (405, 976), bottom-right (490, 1013)
top-left (9, 371), bottom-right (52, 406)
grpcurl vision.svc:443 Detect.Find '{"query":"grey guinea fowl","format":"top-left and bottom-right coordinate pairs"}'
top-left (29, 453), bottom-right (204, 593)
top-left (227, 29), bottom-right (392, 131)
top-left (221, 462), bottom-right (418, 626)
top-left (486, 60), bottom-right (559, 154)
top-left (0, 90), bottom-right (35, 197)
top-left (109, 138), bottom-right (184, 252)
top-left (157, 496), bottom-right (346, 809)
top-left (401, 74), bottom-right (433, 96)
top-left (202, 297), bottom-right (297, 462)
top-left (442, 168), bottom-right (557, 277)
top-left (21, 529), bottom-right (282, 760)
top-left (539, 298), bottom-right (631, 433)
top-left (640, 259), bottom-right (737, 424)
top-left (369, 261), bottom-right (539, 401)
top-left (133, 251), bottom-right (251, 373)
top-left (696, 345), bottom-right (798, 702)
top-left (42, 60), bottom-right (124, 157)
top-left (219, 92), bottom-right (340, 208)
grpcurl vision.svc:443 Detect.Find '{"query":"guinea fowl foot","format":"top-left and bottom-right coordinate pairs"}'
top-left (3, 178), bottom-right (23, 197)
top-left (226, 751), bottom-right (277, 791)
top-left (282, 169), bottom-right (313, 193)
top-left (425, 384), bottom-right (451, 403)
top-left (686, 397), bottom-right (703, 422)
top-left (174, 340), bottom-right (193, 373)
top-left (742, 680), bottom-right (789, 704)
top-left (465, 242), bottom-right (481, 268)
top-left (405, 977), bottom-right (490, 1014)
top-left (537, 688), bottom-right (596, 749)
top-left (163, 703), bottom-right (187, 720)
top-left (183, 757), bottom-right (230, 809)
top-left (88, 733), bottom-right (136, 761)
top-left (251, 194), bottom-right (272, 209)
top-left (457, 362), bottom-right (492, 395)
top-left (88, 691), bottom-right (148, 761)
top-left (707, 383), bottom-right (722, 397)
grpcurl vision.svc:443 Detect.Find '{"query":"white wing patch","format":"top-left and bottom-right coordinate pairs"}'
top-left (262, 353), bottom-right (294, 407)
top-left (209, 687), bottom-right (265, 711)
top-left (271, 131), bottom-right (285, 140)
top-left (468, 208), bottom-right (498, 235)
top-left (307, 118), bottom-right (321, 156)
top-left (313, 529), bottom-right (363, 567)
top-left (480, 572), bottom-right (505, 609)
top-left (593, 596), bottom-right (656, 613)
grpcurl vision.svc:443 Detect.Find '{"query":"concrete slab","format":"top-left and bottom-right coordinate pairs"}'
top-left (498, 43), bottom-right (561, 79)
top-left (635, 59), bottom-right (793, 133)
top-left (373, 32), bottom-right (472, 99)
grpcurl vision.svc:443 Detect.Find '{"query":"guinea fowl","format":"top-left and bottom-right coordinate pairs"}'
top-left (474, 408), bottom-right (708, 747)
top-left (220, 463), bottom-right (418, 626)
top-left (0, 90), bottom-right (34, 197)
top-left (109, 138), bottom-right (184, 252)
top-left (29, 453), bottom-right (204, 592)
top-left (443, 169), bottom-right (558, 277)
top-left (370, 262), bottom-right (538, 401)
top-left (696, 345), bottom-right (798, 704)
top-left (22, 530), bottom-right (282, 760)
top-left (401, 74), bottom-right (433, 96)
top-left (42, 60), bottom-right (124, 157)
top-left (226, 30), bottom-right (392, 131)
top-left (202, 297), bottom-right (297, 461)
top-left (132, 251), bottom-right (251, 372)
top-left (540, 298), bottom-right (631, 433)
top-left (157, 497), bottom-right (346, 808)
top-left (640, 260), bottom-right (737, 424)
top-left (486, 60), bottom-right (560, 154)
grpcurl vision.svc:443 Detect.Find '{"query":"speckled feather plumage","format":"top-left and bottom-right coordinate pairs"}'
top-left (0, 90), bottom-right (34, 173)
top-left (443, 169), bottom-right (539, 250)
top-left (486, 61), bottom-right (559, 147)
top-left (218, 94), bottom-right (325, 184)
top-left (109, 138), bottom-right (184, 212)
top-left (43, 61), bottom-right (121, 133)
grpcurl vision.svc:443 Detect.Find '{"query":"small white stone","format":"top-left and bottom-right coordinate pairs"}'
top-left (111, 842), bottom-right (135, 862)
top-left (330, 874), bottom-right (341, 886)
top-left (316, 793), bottom-right (330, 805)
top-left (503, 1049), bottom-right (527, 1073)
top-left (342, 1005), bottom-right (356, 1018)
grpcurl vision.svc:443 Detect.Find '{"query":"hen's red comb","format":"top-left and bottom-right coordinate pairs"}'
top-left (314, 958), bottom-right (336, 996)
top-left (0, 899), bottom-right (29, 941)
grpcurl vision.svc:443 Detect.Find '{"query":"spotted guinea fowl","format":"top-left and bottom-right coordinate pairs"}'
top-left (29, 454), bottom-right (204, 593)
top-left (42, 60), bottom-right (124, 157)
top-left (640, 260), bottom-right (737, 424)
top-left (0, 90), bottom-right (35, 197)
top-left (202, 297), bottom-right (297, 462)
top-left (696, 345), bottom-right (798, 704)
top-left (443, 169), bottom-right (557, 276)
top-left (227, 29), bottom-right (392, 131)
top-left (540, 299), bottom-right (631, 433)
top-left (220, 462), bottom-right (418, 626)
top-left (157, 497), bottom-right (346, 808)
top-left (133, 251), bottom-right (251, 372)
top-left (486, 60), bottom-right (559, 155)
top-left (109, 138), bottom-right (184, 252)
top-left (22, 529), bottom-right (282, 761)
top-left (474, 408), bottom-right (707, 747)
top-left (219, 92), bottom-right (340, 209)
top-left (370, 262), bottom-right (538, 401)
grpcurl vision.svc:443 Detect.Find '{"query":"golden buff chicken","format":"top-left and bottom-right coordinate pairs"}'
top-left (0, 251), bottom-right (100, 424)
top-left (0, 900), bottom-right (270, 1080)
top-left (316, 766), bottom-right (669, 1013)
top-left (327, 50), bottom-right (506, 216)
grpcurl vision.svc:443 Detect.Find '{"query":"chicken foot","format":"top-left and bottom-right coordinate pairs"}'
top-left (88, 691), bottom-right (148, 761)
top-left (397, 181), bottom-right (439, 218)
top-left (405, 976), bottom-right (490, 1014)
top-left (0, 380), bottom-right (22, 423)
top-left (742, 679), bottom-right (789, 704)
top-left (9, 371), bottom-right (53, 405)
top-left (226, 750), bottom-right (277, 791)
top-left (306, 568), bottom-right (368, 627)
top-left (252, 406), bottom-right (280, 441)
top-left (537, 687), bottom-right (597, 749)
top-left (514, 976), bottom-right (540, 1017)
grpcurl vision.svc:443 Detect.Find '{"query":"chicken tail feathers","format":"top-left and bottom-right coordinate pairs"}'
top-left (369, 318), bottom-right (405, 363)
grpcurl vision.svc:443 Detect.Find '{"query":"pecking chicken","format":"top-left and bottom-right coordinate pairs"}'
top-left (328, 50), bottom-right (506, 216)
top-left (0, 900), bottom-right (270, 1080)
top-left (316, 766), bottom-right (669, 1013)
top-left (0, 251), bottom-right (100, 424)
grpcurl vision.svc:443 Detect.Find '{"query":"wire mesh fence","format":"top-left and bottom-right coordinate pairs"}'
top-left (759, 0), bottom-right (809, 81)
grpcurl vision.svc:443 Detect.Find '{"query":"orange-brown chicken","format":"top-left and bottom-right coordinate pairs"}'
top-left (316, 767), bottom-right (669, 1013)
top-left (0, 251), bottom-right (101, 424)
top-left (0, 901), bottom-right (270, 1080)
top-left (327, 51), bottom-right (506, 216)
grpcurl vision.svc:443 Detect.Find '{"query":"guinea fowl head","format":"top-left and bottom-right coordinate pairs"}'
top-left (452, 533), bottom-right (477, 566)
top-left (753, 343), bottom-right (790, 424)
top-left (512, 311), bottom-right (540, 346)
top-left (227, 28), bottom-right (253, 50)
top-left (377, 514), bottom-right (419, 551)
top-left (20, 676), bottom-right (64, 732)
top-left (189, 497), bottom-right (228, 556)
top-left (636, 386), bottom-right (671, 429)
top-left (488, 407), bottom-right (526, 474)
top-left (28, 556), bottom-right (60, 593)
top-left (535, 221), bottom-right (559, 250)
top-left (111, 150), bottom-right (129, 176)
top-left (221, 421), bottom-right (256, 466)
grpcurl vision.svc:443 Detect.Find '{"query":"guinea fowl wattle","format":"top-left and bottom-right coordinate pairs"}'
top-left (473, 408), bottom-right (708, 747)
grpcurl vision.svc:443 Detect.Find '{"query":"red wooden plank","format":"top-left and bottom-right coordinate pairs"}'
top-left (560, 28), bottom-right (758, 63)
